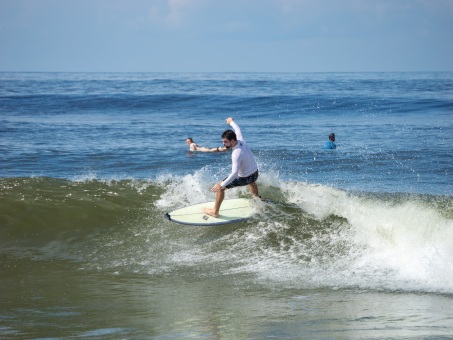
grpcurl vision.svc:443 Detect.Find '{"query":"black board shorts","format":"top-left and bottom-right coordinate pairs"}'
top-left (224, 170), bottom-right (259, 189)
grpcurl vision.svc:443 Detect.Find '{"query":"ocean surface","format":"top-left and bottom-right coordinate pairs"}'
top-left (1, 72), bottom-right (452, 339)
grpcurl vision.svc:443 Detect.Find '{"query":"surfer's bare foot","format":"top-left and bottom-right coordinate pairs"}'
top-left (203, 207), bottom-right (219, 218)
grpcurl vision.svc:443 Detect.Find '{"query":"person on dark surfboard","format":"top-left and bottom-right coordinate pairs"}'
top-left (204, 117), bottom-right (260, 218)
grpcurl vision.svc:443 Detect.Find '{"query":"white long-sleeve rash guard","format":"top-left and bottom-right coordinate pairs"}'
top-left (220, 121), bottom-right (258, 188)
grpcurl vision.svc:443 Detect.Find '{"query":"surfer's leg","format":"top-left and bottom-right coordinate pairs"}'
top-left (249, 182), bottom-right (259, 197)
top-left (204, 188), bottom-right (225, 218)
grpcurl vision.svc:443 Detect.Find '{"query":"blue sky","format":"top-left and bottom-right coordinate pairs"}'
top-left (1, 0), bottom-right (452, 72)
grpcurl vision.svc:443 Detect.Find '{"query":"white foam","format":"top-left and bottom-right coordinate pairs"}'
top-left (153, 169), bottom-right (453, 293)
top-left (232, 177), bottom-right (452, 293)
top-left (280, 184), bottom-right (453, 293)
top-left (154, 166), bottom-right (252, 209)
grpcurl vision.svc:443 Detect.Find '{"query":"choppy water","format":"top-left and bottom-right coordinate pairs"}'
top-left (1, 72), bottom-right (452, 338)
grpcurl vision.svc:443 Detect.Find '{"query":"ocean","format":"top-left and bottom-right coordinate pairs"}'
top-left (1, 72), bottom-right (452, 339)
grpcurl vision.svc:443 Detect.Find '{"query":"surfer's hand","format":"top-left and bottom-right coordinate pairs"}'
top-left (211, 183), bottom-right (223, 192)
top-left (226, 117), bottom-right (234, 125)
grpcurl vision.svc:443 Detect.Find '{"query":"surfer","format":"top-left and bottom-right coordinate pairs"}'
top-left (204, 117), bottom-right (259, 218)
top-left (186, 138), bottom-right (228, 152)
top-left (323, 133), bottom-right (336, 149)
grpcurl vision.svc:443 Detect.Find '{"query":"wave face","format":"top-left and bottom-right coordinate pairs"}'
top-left (2, 174), bottom-right (452, 295)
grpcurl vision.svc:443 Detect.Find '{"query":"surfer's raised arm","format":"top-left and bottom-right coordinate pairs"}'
top-left (226, 117), bottom-right (244, 141)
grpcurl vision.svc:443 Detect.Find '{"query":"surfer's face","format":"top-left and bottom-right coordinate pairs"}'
top-left (222, 138), bottom-right (232, 149)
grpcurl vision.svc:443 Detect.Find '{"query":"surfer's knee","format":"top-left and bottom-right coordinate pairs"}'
top-left (249, 182), bottom-right (259, 196)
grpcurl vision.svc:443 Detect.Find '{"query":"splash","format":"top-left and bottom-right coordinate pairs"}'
top-left (232, 180), bottom-right (453, 294)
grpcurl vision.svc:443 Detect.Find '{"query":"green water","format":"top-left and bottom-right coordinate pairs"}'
top-left (2, 257), bottom-right (452, 339)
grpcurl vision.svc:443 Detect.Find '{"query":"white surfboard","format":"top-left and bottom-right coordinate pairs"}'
top-left (163, 198), bottom-right (255, 226)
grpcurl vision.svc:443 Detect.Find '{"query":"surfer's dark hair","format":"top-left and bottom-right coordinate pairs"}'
top-left (222, 129), bottom-right (237, 141)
